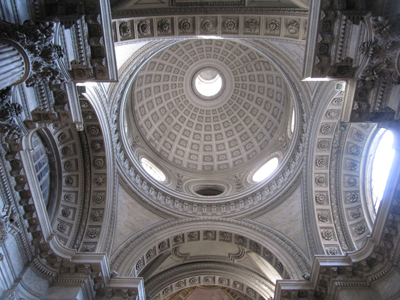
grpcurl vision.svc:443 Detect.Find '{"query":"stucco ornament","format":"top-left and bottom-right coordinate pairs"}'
top-left (0, 87), bottom-right (23, 144)
top-left (359, 16), bottom-right (400, 84)
top-left (224, 19), bottom-right (237, 31)
top-left (0, 212), bottom-right (9, 246)
top-left (157, 19), bottom-right (171, 34)
top-left (287, 20), bottom-right (300, 34)
top-left (0, 20), bottom-right (66, 89)
top-left (201, 19), bottom-right (215, 32)
top-left (245, 18), bottom-right (259, 32)
top-left (138, 20), bottom-right (151, 36)
top-left (179, 19), bottom-right (192, 32)
top-left (267, 19), bottom-right (280, 32)
top-left (119, 22), bottom-right (131, 38)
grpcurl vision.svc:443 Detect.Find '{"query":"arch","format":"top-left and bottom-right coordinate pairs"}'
top-left (21, 127), bottom-right (61, 225)
top-left (72, 89), bottom-right (117, 254)
top-left (145, 262), bottom-right (276, 300)
top-left (110, 218), bottom-right (310, 279)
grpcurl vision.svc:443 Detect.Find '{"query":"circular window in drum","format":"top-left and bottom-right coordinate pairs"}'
top-left (367, 129), bottom-right (396, 214)
top-left (141, 158), bottom-right (166, 182)
top-left (195, 185), bottom-right (225, 197)
top-left (252, 158), bottom-right (279, 183)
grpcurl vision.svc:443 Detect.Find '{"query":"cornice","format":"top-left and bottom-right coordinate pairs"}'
top-left (242, 172), bottom-right (302, 218)
top-left (112, 7), bottom-right (308, 19)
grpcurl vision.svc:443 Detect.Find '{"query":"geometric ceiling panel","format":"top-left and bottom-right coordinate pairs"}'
top-left (131, 39), bottom-right (288, 171)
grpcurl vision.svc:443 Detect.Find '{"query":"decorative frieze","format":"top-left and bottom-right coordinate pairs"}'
top-left (113, 15), bottom-right (307, 43)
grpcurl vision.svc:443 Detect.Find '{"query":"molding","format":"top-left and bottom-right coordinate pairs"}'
top-left (112, 7), bottom-right (308, 18)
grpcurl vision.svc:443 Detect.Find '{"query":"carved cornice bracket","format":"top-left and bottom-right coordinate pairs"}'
top-left (358, 16), bottom-right (400, 85)
top-left (36, 0), bottom-right (117, 82)
top-left (303, 0), bottom-right (370, 81)
top-left (0, 87), bottom-right (23, 151)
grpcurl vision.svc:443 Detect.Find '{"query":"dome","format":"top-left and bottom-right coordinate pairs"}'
top-left (121, 38), bottom-right (300, 206)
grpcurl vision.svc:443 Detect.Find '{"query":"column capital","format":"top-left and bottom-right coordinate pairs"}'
top-left (0, 20), bottom-right (67, 90)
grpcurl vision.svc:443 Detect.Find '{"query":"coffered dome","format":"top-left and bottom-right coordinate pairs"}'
top-left (126, 39), bottom-right (291, 177)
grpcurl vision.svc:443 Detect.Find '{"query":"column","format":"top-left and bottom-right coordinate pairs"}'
top-left (0, 39), bottom-right (30, 90)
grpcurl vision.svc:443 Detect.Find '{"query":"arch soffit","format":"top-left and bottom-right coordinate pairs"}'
top-left (110, 218), bottom-right (311, 279)
top-left (78, 87), bottom-right (119, 254)
top-left (306, 85), bottom-right (378, 255)
top-left (306, 86), bottom-right (346, 256)
top-left (20, 102), bottom-right (113, 253)
top-left (145, 262), bottom-right (276, 300)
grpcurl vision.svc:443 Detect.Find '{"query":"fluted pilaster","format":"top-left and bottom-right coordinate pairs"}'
top-left (0, 39), bottom-right (30, 90)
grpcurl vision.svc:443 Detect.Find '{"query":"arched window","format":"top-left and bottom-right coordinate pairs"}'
top-left (31, 133), bottom-right (51, 206)
top-left (368, 129), bottom-right (395, 213)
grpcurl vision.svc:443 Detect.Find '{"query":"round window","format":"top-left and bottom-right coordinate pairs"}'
top-left (141, 158), bottom-right (166, 182)
top-left (195, 185), bottom-right (225, 197)
top-left (252, 158), bottom-right (279, 183)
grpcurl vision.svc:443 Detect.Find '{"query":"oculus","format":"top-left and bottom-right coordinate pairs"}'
top-left (193, 67), bottom-right (224, 99)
